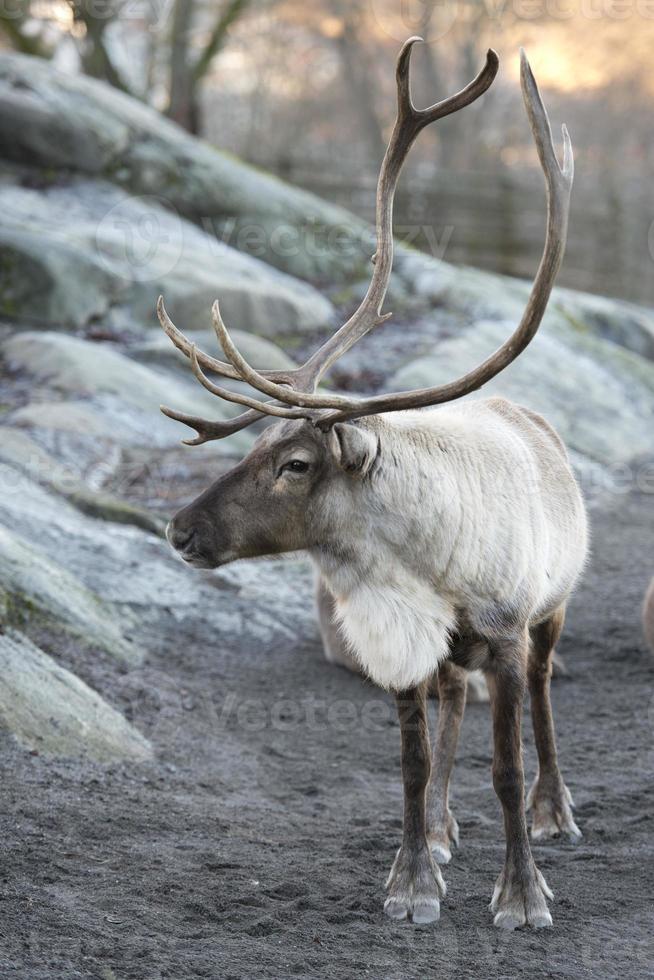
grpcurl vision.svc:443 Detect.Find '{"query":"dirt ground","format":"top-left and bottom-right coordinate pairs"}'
top-left (0, 479), bottom-right (652, 980)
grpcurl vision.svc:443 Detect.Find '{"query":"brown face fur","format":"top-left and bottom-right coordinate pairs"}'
top-left (166, 419), bottom-right (378, 569)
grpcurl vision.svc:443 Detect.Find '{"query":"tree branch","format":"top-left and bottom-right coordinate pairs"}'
top-left (192, 0), bottom-right (251, 84)
top-left (66, 0), bottom-right (136, 96)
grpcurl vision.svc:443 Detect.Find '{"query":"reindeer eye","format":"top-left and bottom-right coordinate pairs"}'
top-left (284, 459), bottom-right (309, 474)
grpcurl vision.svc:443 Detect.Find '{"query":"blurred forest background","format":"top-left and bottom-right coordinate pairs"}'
top-left (2, 0), bottom-right (654, 303)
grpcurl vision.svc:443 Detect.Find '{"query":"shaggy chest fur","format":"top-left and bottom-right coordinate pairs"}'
top-left (328, 566), bottom-right (456, 690)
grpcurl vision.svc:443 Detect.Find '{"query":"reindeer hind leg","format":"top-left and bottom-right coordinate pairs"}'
top-left (486, 630), bottom-right (553, 929)
top-left (426, 660), bottom-right (467, 864)
top-left (527, 604), bottom-right (581, 842)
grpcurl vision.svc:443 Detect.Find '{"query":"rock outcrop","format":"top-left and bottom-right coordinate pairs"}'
top-left (0, 174), bottom-right (334, 335)
top-left (0, 629), bottom-right (152, 761)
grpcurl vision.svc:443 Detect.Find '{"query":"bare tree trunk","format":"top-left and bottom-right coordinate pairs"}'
top-left (331, 5), bottom-right (386, 167)
top-left (167, 0), bottom-right (200, 133)
top-left (414, 4), bottom-right (456, 169)
top-left (67, 1), bottom-right (134, 94)
top-left (167, 0), bottom-right (251, 135)
top-left (192, 0), bottom-right (250, 83)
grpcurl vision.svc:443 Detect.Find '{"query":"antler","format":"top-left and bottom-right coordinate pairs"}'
top-left (159, 36), bottom-right (499, 443)
top-left (192, 48), bottom-right (573, 429)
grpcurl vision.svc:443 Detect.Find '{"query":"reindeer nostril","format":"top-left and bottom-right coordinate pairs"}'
top-left (167, 522), bottom-right (195, 552)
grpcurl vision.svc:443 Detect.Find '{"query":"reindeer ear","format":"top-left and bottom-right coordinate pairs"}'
top-left (329, 423), bottom-right (378, 476)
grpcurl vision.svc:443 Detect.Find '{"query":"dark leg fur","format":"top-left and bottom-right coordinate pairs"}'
top-left (486, 632), bottom-right (553, 929)
top-left (426, 661), bottom-right (467, 863)
top-left (527, 605), bottom-right (581, 841)
top-left (385, 684), bottom-right (446, 924)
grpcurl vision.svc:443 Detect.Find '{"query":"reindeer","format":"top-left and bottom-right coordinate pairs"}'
top-left (157, 39), bottom-right (587, 929)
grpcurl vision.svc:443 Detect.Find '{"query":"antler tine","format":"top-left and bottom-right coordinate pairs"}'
top-left (397, 36), bottom-right (500, 131)
top-left (520, 48), bottom-right (573, 187)
top-left (212, 302), bottom-right (350, 410)
top-left (157, 295), bottom-right (305, 444)
top-left (188, 345), bottom-right (309, 419)
top-left (157, 296), bottom-right (240, 382)
top-left (160, 404), bottom-right (262, 446)
top-left (157, 296), bottom-right (298, 387)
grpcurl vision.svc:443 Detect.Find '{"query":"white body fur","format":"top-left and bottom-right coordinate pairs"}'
top-left (312, 397), bottom-right (588, 691)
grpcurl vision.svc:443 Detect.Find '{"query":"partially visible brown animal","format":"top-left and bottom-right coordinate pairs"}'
top-left (644, 578), bottom-right (654, 653)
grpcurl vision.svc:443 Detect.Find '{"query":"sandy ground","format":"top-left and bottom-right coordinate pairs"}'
top-left (0, 479), bottom-right (652, 980)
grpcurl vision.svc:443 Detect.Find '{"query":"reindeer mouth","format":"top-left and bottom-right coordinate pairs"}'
top-left (179, 551), bottom-right (215, 569)
top-left (166, 521), bottom-right (217, 569)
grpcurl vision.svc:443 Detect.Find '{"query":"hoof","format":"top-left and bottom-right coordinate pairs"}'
top-left (384, 894), bottom-right (441, 924)
top-left (384, 845), bottom-right (446, 925)
top-left (427, 810), bottom-right (459, 865)
top-left (528, 777), bottom-right (581, 841)
top-left (490, 865), bottom-right (553, 930)
top-left (429, 841), bottom-right (453, 865)
top-left (493, 904), bottom-right (552, 930)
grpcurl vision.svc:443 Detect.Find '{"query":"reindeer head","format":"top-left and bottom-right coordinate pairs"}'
top-left (161, 39), bottom-right (572, 570)
top-left (166, 418), bottom-right (379, 568)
